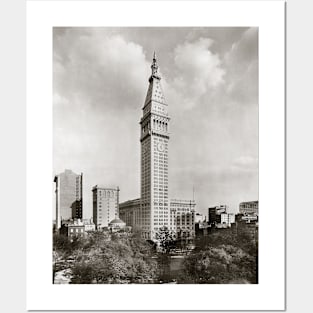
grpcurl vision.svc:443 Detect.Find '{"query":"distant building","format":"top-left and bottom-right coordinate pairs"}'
top-left (119, 198), bottom-right (141, 230)
top-left (208, 205), bottom-right (236, 228)
top-left (195, 221), bottom-right (212, 236)
top-left (195, 212), bottom-right (206, 224)
top-left (241, 214), bottom-right (258, 223)
top-left (60, 219), bottom-right (84, 238)
top-left (220, 213), bottom-right (235, 227)
top-left (108, 218), bottom-right (126, 233)
top-left (208, 205), bottom-right (228, 224)
top-left (119, 198), bottom-right (196, 238)
top-left (239, 201), bottom-right (258, 215)
top-left (92, 186), bottom-right (120, 230)
top-left (54, 169), bottom-right (83, 229)
top-left (170, 199), bottom-right (195, 238)
top-left (82, 218), bottom-right (96, 232)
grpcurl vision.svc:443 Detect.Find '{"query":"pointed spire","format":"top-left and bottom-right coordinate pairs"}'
top-left (151, 51), bottom-right (160, 80)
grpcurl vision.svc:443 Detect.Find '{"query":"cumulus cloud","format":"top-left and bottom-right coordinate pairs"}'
top-left (53, 27), bottom-right (259, 217)
top-left (54, 28), bottom-right (150, 113)
top-left (172, 38), bottom-right (225, 101)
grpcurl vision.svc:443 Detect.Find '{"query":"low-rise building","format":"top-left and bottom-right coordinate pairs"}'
top-left (108, 218), bottom-right (127, 233)
top-left (82, 218), bottom-right (96, 232)
top-left (220, 213), bottom-right (235, 226)
top-left (241, 214), bottom-right (258, 223)
top-left (195, 212), bottom-right (206, 223)
top-left (60, 219), bottom-right (85, 238)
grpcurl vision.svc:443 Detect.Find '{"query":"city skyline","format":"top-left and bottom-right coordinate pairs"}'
top-left (53, 27), bottom-right (258, 219)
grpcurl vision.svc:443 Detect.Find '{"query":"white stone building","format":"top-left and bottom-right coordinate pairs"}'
top-left (92, 185), bottom-right (120, 230)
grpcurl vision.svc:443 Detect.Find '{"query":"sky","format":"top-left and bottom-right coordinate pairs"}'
top-left (53, 27), bottom-right (258, 219)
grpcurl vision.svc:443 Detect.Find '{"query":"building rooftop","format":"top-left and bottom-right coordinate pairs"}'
top-left (92, 185), bottom-right (119, 191)
top-left (109, 218), bottom-right (125, 225)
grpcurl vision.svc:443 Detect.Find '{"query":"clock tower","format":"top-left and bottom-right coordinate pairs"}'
top-left (140, 52), bottom-right (170, 240)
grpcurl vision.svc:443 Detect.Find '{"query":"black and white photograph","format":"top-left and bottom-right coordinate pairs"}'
top-left (52, 27), bottom-right (259, 284)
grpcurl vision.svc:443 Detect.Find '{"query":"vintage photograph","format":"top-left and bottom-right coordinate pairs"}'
top-left (53, 27), bottom-right (259, 284)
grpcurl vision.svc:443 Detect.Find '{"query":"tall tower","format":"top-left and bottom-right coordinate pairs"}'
top-left (140, 53), bottom-right (170, 240)
top-left (54, 169), bottom-right (83, 229)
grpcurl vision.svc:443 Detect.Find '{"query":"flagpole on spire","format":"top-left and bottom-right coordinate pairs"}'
top-left (193, 185), bottom-right (195, 201)
top-left (150, 51), bottom-right (160, 79)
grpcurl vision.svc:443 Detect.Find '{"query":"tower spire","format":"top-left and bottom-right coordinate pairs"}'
top-left (151, 51), bottom-right (160, 79)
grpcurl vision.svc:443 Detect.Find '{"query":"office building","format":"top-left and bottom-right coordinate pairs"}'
top-left (208, 205), bottom-right (228, 224)
top-left (140, 52), bottom-right (170, 240)
top-left (119, 198), bottom-right (141, 230)
top-left (54, 169), bottom-right (83, 229)
top-left (120, 198), bottom-right (196, 239)
top-left (92, 186), bottom-right (120, 230)
top-left (119, 54), bottom-right (196, 241)
top-left (170, 199), bottom-right (195, 238)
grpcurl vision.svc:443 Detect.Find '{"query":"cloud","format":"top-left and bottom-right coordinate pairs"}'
top-left (54, 29), bottom-right (150, 113)
top-left (53, 27), bottom-right (259, 218)
top-left (231, 155), bottom-right (259, 172)
top-left (223, 28), bottom-right (258, 105)
top-left (172, 38), bottom-right (225, 103)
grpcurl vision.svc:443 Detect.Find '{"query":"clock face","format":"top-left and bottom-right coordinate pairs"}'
top-left (157, 143), bottom-right (165, 152)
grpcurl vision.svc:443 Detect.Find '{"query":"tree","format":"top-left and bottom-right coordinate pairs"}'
top-left (183, 244), bottom-right (257, 284)
top-left (155, 226), bottom-right (176, 254)
top-left (69, 234), bottom-right (158, 284)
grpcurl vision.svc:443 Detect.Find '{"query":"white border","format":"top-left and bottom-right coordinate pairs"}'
top-left (27, 1), bottom-right (285, 311)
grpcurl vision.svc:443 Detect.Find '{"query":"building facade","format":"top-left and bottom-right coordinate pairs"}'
top-left (120, 198), bottom-right (196, 239)
top-left (119, 198), bottom-right (141, 231)
top-left (60, 219), bottom-right (85, 238)
top-left (220, 213), bottom-right (235, 226)
top-left (59, 218), bottom-right (95, 238)
top-left (54, 169), bottom-right (83, 229)
top-left (92, 186), bottom-right (120, 230)
top-left (82, 218), bottom-right (96, 232)
top-left (239, 201), bottom-right (259, 216)
top-left (208, 205), bottom-right (228, 224)
top-left (195, 213), bottom-right (206, 224)
top-left (140, 53), bottom-right (170, 240)
top-left (119, 54), bottom-right (196, 241)
top-left (170, 199), bottom-right (195, 238)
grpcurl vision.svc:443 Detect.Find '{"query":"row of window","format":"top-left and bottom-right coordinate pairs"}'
top-left (70, 228), bottom-right (84, 233)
